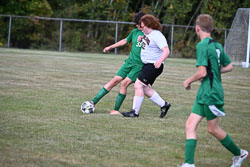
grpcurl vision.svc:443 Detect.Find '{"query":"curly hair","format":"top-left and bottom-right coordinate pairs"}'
top-left (139, 14), bottom-right (162, 32)
top-left (133, 11), bottom-right (146, 25)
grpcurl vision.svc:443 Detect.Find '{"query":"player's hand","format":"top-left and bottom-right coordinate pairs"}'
top-left (184, 79), bottom-right (191, 90)
top-left (103, 46), bottom-right (111, 53)
top-left (154, 60), bottom-right (162, 69)
top-left (137, 35), bottom-right (143, 42)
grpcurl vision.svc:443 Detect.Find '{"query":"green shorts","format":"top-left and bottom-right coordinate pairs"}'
top-left (191, 98), bottom-right (225, 120)
top-left (116, 60), bottom-right (143, 82)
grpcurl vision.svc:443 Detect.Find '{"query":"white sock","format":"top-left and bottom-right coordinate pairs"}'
top-left (149, 92), bottom-right (165, 107)
top-left (133, 96), bottom-right (144, 115)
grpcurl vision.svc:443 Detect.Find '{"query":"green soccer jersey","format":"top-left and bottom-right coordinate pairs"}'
top-left (126, 28), bottom-right (144, 65)
top-left (195, 37), bottom-right (231, 105)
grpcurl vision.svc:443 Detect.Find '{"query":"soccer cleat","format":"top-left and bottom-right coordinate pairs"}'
top-left (178, 163), bottom-right (195, 167)
top-left (121, 109), bottom-right (139, 117)
top-left (231, 149), bottom-right (248, 167)
top-left (160, 101), bottom-right (171, 118)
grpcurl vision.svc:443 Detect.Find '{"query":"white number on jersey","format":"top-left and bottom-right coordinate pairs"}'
top-left (136, 41), bottom-right (143, 47)
top-left (216, 49), bottom-right (221, 66)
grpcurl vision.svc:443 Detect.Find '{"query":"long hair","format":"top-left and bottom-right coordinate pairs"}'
top-left (139, 14), bottom-right (162, 32)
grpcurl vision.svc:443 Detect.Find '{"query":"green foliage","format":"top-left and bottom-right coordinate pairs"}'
top-left (0, 0), bottom-right (53, 48)
top-left (0, 0), bottom-right (249, 56)
top-left (0, 0), bottom-right (52, 16)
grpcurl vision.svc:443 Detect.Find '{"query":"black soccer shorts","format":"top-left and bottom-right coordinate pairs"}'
top-left (138, 63), bottom-right (164, 86)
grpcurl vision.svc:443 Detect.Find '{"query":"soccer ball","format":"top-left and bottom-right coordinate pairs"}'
top-left (81, 101), bottom-right (95, 114)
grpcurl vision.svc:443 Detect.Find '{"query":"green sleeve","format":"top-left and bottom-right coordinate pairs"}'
top-left (221, 49), bottom-right (231, 66)
top-left (195, 44), bottom-right (208, 67)
top-left (126, 29), bottom-right (136, 44)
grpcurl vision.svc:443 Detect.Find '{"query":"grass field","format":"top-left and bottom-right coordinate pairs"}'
top-left (0, 48), bottom-right (249, 167)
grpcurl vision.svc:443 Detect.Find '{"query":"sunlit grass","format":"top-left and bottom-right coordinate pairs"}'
top-left (0, 48), bottom-right (249, 167)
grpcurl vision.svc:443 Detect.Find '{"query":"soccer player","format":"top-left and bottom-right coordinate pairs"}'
top-left (180, 14), bottom-right (248, 167)
top-left (122, 14), bottom-right (171, 118)
top-left (90, 12), bottom-right (145, 115)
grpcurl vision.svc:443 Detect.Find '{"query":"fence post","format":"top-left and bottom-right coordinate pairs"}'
top-left (115, 22), bottom-right (118, 54)
top-left (59, 20), bottom-right (63, 52)
top-left (224, 29), bottom-right (227, 49)
top-left (7, 16), bottom-right (12, 48)
top-left (170, 25), bottom-right (174, 56)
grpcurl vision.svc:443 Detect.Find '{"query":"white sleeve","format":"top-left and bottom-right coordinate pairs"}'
top-left (155, 32), bottom-right (168, 49)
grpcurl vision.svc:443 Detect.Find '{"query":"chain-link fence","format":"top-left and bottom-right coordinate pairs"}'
top-left (0, 14), bottom-right (234, 59)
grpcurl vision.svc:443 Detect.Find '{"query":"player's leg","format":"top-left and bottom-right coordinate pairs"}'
top-left (144, 87), bottom-right (164, 107)
top-left (119, 77), bottom-right (133, 94)
top-left (207, 117), bottom-right (227, 140)
top-left (142, 63), bottom-right (170, 118)
top-left (207, 117), bottom-right (248, 167)
top-left (204, 104), bottom-right (242, 157)
top-left (131, 64), bottom-right (153, 115)
top-left (184, 113), bottom-right (203, 165)
top-left (111, 63), bottom-right (141, 115)
top-left (91, 76), bottom-right (123, 105)
top-left (204, 104), bottom-right (248, 166)
top-left (121, 63), bottom-right (146, 117)
top-left (122, 63), bottom-right (166, 117)
top-left (91, 61), bottom-right (130, 105)
top-left (121, 79), bottom-right (144, 117)
top-left (133, 79), bottom-right (145, 114)
top-left (104, 76), bottom-right (123, 91)
top-left (110, 77), bottom-right (133, 115)
top-left (123, 63), bottom-right (157, 117)
top-left (182, 99), bottom-right (204, 166)
top-left (207, 117), bottom-right (241, 154)
top-left (132, 79), bottom-right (145, 115)
top-left (144, 87), bottom-right (171, 118)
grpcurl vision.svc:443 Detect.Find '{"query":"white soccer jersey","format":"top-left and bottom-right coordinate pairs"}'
top-left (140, 30), bottom-right (168, 64)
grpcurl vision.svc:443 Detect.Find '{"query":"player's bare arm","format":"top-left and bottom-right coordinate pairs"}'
top-left (154, 46), bottom-right (170, 68)
top-left (184, 66), bottom-right (207, 90)
top-left (221, 63), bottom-right (233, 73)
top-left (103, 39), bottom-right (127, 53)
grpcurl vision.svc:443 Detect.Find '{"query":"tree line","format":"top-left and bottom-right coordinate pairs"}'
top-left (0, 0), bottom-right (249, 57)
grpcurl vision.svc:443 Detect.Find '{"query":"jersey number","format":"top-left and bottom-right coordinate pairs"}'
top-left (216, 49), bottom-right (221, 66)
top-left (136, 41), bottom-right (143, 47)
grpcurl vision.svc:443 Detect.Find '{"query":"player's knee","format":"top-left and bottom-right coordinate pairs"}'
top-left (207, 127), bottom-right (213, 134)
top-left (207, 127), bottom-right (220, 137)
top-left (185, 119), bottom-right (196, 133)
top-left (121, 79), bottom-right (132, 88)
top-left (112, 77), bottom-right (122, 85)
top-left (134, 82), bottom-right (142, 91)
top-left (185, 119), bottom-right (192, 128)
top-left (207, 126), bottom-right (217, 136)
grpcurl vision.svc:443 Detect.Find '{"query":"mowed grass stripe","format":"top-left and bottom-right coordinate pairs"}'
top-left (0, 48), bottom-right (249, 167)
